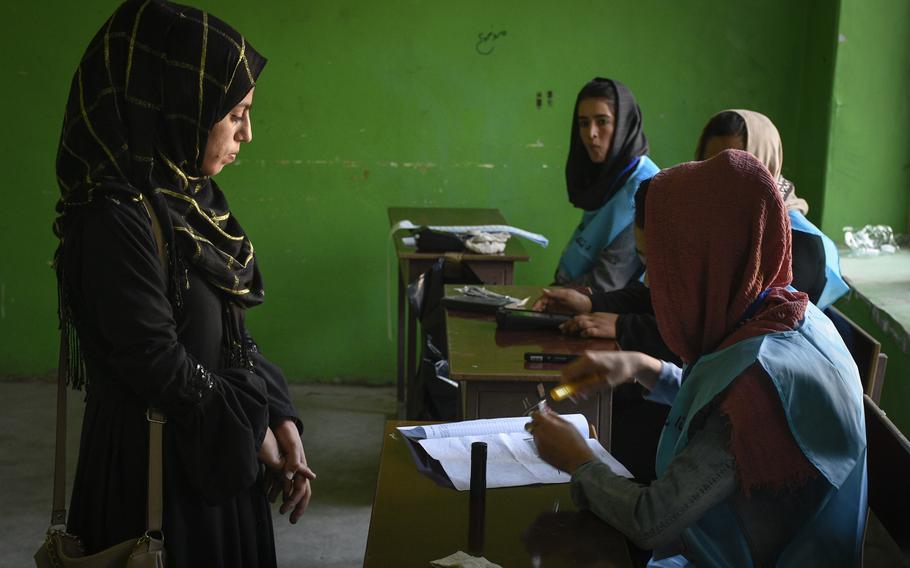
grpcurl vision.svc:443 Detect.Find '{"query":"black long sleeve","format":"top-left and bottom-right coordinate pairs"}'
top-left (587, 281), bottom-right (681, 364)
top-left (247, 334), bottom-right (302, 433)
top-left (68, 198), bottom-right (269, 503)
top-left (615, 313), bottom-right (682, 365)
top-left (790, 230), bottom-right (827, 305)
top-left (589, 280), bottom-right (653, 313)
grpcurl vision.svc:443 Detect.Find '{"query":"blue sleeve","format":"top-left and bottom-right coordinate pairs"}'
top-left (644, 362), bottom-right (683, 406)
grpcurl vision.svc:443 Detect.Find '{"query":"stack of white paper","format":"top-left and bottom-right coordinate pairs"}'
top-left (398, 415), bottom-right (632, 491)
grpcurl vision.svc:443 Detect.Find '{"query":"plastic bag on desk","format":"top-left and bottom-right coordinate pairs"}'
top-left (464, 231), bottom-right (510, 254)
top-left (415, 228), bottom-right (467, 253)
top-left (843, 225), bottom-right (900, 256)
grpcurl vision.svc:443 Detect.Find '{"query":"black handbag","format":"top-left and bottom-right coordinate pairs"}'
top-left (407, 256), bottom-right (482, 420)
top-left (415, 227), bottom-right (466, 253)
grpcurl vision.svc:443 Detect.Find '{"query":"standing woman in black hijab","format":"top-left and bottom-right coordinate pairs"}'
top-left (53, 1), bottom-right (313, 565)
top-left (554, 78), bottom-right (659, 293)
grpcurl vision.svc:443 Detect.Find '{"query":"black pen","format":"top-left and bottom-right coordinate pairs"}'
top-left (524, 352), bottom-right (578, 364)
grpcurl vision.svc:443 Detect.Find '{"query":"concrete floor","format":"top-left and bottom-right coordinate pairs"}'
top-left (0, 378), bottom-right (395, 567)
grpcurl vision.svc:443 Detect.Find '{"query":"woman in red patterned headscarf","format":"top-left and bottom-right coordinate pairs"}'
top-left (529, 150), bottom-right (866, 567)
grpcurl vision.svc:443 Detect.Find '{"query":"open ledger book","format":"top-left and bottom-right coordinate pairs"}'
top-left (398, 415), bottom-right (632, 491)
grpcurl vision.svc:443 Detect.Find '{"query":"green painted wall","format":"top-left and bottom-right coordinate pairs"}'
top-left (791, 0), bottom-right (841, 227)
top-left (820, 0), bottom-right (910, 237)
top-left (825, 0), bottom-right (910, 434)
top-left (2, 1), bottom-right (840, 382)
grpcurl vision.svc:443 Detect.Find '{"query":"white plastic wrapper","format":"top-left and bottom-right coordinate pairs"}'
top-left (843, 225), bottom-right (900, 256)
top-left (464, 231), bottom-right (511, 254)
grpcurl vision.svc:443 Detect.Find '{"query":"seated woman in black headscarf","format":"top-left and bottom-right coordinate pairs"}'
top-left (552, 77), bottom-right (660, 293)
top-left (53, 1), bottom-right (313, 565)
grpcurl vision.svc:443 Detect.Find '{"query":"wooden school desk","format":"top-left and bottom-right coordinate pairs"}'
top-left (445, 285), bottom-right (618, 448)
top-left (388, 207), bottom-right (531, 419)
top-left (363, 421), bottom-right (633, 568)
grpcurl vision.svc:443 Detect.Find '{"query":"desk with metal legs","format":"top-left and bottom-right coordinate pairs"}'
top-left (389, 207), bottom-right (530, 419)
top-left (445, 285), bottom-right (618, 449)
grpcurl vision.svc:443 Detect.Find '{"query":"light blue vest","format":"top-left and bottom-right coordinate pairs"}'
top-left (557, 156), bottom-right (659, 281)
top-left (654, 304), bottom-right (867, 567)
top-left (788, 210), bottom-right (850, 309)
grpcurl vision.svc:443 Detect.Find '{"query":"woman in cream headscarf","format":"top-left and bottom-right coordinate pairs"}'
top-left (695, 109), bottom-right (849, 309)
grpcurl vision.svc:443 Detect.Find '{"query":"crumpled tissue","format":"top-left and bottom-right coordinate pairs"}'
top-left (464, 231), bottom-right (510, 254)
top-left (430, 550), bottom-right (503, 568)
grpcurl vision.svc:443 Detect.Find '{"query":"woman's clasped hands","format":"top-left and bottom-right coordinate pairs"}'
top-left (259, 420), bottom-right (316, 524)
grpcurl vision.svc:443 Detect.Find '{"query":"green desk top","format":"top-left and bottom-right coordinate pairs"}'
top-left (444, 285), bottom-right (617, 381)
top-left (840, 249), bottom-right (910, 354)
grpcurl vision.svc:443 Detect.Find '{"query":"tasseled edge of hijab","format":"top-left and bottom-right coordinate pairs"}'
top-left (54, 193), bottom-right (258, 390)
top-left (710, 289), bottom-right (818, 497)
top-left (55, 255), bottom-right (86, 390)
top-left (719, 288), bottom-right (809, 357)
top-left (222, 302), bottom-right (254, 373)
top-left (719, 365), bottom-right (819, 498)
top-left (145, 191), bottom-right (188, 315)
top-left (167, 238), bottom-right (187, 313)
top-left (53, 196), bottom-right (189, 392)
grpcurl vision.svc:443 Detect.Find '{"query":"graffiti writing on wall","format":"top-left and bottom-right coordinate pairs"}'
top-left (476, 29), bottom-right (507, 55)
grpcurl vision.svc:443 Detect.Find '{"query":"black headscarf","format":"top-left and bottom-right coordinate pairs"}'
top-left (54, 0), bottom-right (266, 384)
top-left (565, 77), bottom-right (649, 211)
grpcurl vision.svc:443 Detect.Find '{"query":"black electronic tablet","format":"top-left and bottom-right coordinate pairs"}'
top-left (441, 294), bottom-right (513, 314)
top-left (495, 308), bottom-right (572, 331)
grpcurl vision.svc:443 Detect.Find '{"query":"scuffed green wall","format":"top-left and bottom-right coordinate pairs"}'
top-left (792, 0), bottom-right (841, 227)
top-left (1, 1), bottom-right (840, 382)
top-left (826, 0), bottom-right (910, 434)
top-left (820, 0), bottom-right (910, 237)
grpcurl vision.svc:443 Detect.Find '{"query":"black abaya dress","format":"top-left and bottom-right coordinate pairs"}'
top-left (62, 196), bottom-right (299, 567)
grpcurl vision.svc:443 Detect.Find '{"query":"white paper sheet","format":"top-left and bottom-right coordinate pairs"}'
top-left (398, 415), bottom-right (632, 491)
top-left (399, 415), bottom-right (551, 440)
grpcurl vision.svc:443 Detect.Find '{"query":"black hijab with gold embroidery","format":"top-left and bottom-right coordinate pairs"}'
top-left (55, 0), bottom-right (266, 385)
top-left (55, 0), bottom-right (266, 307)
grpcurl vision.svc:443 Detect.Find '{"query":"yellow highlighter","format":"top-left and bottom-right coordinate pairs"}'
top-left (549, 375), bottom-right (604, 401)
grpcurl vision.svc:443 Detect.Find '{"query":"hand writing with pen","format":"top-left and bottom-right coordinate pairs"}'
top-left (526, 350), bottom-right (663, 473)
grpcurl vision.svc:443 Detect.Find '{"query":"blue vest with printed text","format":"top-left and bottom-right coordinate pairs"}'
top-left (557, 155), bottom-right (659, 282)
